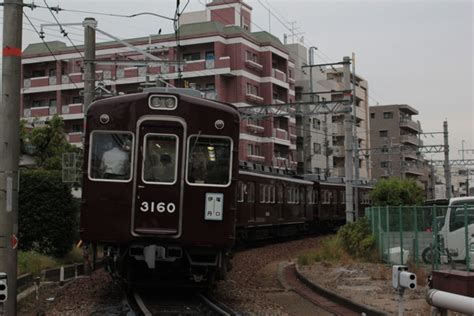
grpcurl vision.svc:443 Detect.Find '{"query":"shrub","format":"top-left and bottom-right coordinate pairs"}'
top-left (19, 170), bottom-right (78, 257)
top-left (337, 218), bottom-right (377, 261)
top-left (297, 236), bottom-right (345, 265)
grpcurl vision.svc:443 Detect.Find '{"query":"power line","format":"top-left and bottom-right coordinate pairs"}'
top-left (23, 12), bottom-right (81, 91)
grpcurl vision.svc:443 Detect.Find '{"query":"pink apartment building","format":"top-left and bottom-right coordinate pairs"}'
top-left (21, 0), bottom-right (297, 170)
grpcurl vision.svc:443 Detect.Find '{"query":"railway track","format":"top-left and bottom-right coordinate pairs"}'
top-left (128, 288), bottom-right (238, 315)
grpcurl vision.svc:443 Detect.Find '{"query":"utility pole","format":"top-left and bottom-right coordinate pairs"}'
top-left (459, 140), bottom-right (474, 196)
top-left (304, 46), bottom-right (317, 174)
top-left (83, 17), bottom-right (97, 114)
top-left (443, 121), bottom-right (451, 199)
top-left (343, 56), bottom-right (354, 223)
top-left (351, 53), bottom-right (360, 219)
top-left (0, 0), bottom-right (23, 314)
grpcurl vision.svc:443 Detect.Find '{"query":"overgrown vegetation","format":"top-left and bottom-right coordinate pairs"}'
top-left (298, 219), bottom-right (378, 266)
top-left (18, 248), bottom-right (83, 276)
top-left (19, 170), bottom-right (78, 257)
top-left (370, 178), bottom-right (424, 206)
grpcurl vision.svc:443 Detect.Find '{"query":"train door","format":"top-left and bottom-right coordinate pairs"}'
top-left (131, 117), bottom-right (185, 237)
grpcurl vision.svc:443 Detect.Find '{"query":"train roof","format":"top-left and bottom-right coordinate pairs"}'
top-left (87, 88), bottom-right (240, 119)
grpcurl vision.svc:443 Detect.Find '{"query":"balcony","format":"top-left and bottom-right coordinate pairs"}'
top-left (275, 157), bottom-right (289, 168)
top-left (246, 123), bottom-right (264, 134)
top-left (400, 119), bottom-right (421, 132)
top-left (245, 59), bottom-right (263, 72)
top-left (247, 154), bottom-right (265, 163)
top-left (331, 168), bottom-right (345, 177)
top-left (400, 134), bottom-right (419, 146)
top-left (273, 128), bottom-right (288, 140)
top-left (202, 90), bottom-right (217, 100)
top-left (67, 132), bottom-right (83, 144)
top-left (403, 163), bottom-right (425, 176)
top-left (245, 93), bottom-right (264, 104)
top-left (333, 123), bottom-right (344, 136)
top-left (332, 145), bottom-right (345, 157)
top-left (274, 99), bottom-right (286, 104)
top-left (403, 149), bottom-right (420, 160)
top-left (272, 68), bottom-right (287, 82)
top-left (23, 106), bottom-right (58, 118)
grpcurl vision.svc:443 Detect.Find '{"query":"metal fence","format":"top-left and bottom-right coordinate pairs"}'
top-left (365, 205), bottom-right (474, 271)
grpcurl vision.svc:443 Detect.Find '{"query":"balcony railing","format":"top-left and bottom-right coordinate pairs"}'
top-left (67, 132), bottom-right (83, 143)
top-left (400, 119), bottom-right (421, 132)
top-left (245, 93), bottom-right (264, 103)
top-left (272, 68), bottom-right (287, 82)
top-left (273, 128), bottom-right (288, 140)
top-left (62, 103), bottom-right (83, 115)
top-left (247, 154), bottom-right (265, 163)
top-left (400, 134), bottom-right (419, 145)
top-left (332, 145), bottom-right (345, 157)
top-left (245, 59), bottom-right (263, 72)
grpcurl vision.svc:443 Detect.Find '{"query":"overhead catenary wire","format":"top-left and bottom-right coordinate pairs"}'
top-left (23, 12), bottom-right (81, 91)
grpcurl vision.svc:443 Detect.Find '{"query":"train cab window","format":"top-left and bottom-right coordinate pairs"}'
top-left (247, 182), bottom-right (255, 203)
top-left (142, 134), bottom-right (178, 184)
top-left (322, 190), bottom-right (330, 204)
top-left (276, 184), bottom-right (283, 204)
top-left (88, 131), bottom-right (133, 182)
top-left (187, 136), bottom-right (232, 186)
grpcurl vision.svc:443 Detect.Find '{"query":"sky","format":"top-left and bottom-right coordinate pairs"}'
top-left (1, 0), bottom-right (473, 161)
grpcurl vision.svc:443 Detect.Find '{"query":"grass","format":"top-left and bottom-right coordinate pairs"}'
top-left (297, 235), bottom-right (352, 266)
top-left (18, 246), bottom-right (84, 276)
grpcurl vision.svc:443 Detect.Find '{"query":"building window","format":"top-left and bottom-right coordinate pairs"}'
top-left (381, 146), bottom-right (389, 153)
top-left (383, 112), bottom-right (393, 119)
top-left (248, 144), bottom-right (253, 156)
top-left (183, 52), bottom-right (201, 61)
top-left (381, 161), bottom-right (389, 168)
top-left (313, 143), bottom-right (321, 154)
top-left (246, 83), bottom-right (259, 96)
top-left (49, 69), bottom-right (55, 77)
top-left (72, 96), bottom-right (83, 104)
top-left (245, 51), bottom-right (258, 63)
top-left (72, 124), bottom-right (82, 133)
top-left (32, 100), bottom-right (48, 108)
top-left (370, 113), bottom-right (375, 119)
top-left (312, 118), bottom-right (321, 130)
top-left (49, 99), bottom-right (57, 107)
top-left (254, 145), bottom-right (261, 156)
top-left (379, 130), bottom-right (388, 137)
top-left (32, 70), bottom-right (45, 78)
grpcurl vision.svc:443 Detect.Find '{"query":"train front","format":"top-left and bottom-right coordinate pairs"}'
top-left (80, 89), bottom-right (240, 285)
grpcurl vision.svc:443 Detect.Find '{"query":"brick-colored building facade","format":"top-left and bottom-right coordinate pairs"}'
top-left (21, 0), bottom-right (297, 170)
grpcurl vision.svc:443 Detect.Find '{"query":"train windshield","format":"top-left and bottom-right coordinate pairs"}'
top-left (88, 131), bottom-right (134, 182)
top-left (187, 135), bottom-right (232, 186)
top-left (142, 134), bottom-right (178, 184)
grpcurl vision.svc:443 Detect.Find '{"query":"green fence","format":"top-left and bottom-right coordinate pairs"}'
top-left (365, 205), bottom-right (473, 271)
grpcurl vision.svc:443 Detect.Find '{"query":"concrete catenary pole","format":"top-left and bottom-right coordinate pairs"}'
top-left (83, 18), bottom-right (97, 114)
top-left (304, 46), bottom-right (317, 174)
top-left (0, 0), bottom-right (23, 314)
top-left (443, 121), bottom-right (451, 199)
top-left (343, 56), bottom-right (354, 223)
top-left (351, 53), bottom-right (359, 219)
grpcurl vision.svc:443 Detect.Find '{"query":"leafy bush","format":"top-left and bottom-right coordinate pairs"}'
top-left (337, 218), bottom-right (377, 261)
top-left (370, 178), bottom-right (424, 206)
top-left (19, 170), bottom-right (78, 257)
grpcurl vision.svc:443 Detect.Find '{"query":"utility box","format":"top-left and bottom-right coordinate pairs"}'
top-left (432, 270), bottom-right (474, 297)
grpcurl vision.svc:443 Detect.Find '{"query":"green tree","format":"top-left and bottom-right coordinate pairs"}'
top-left (19, 170), bottom-right (78, 257)
top-left (370, 178), bottom-right (424, 206)
top-left (21, 115), bottom-right (81, 170)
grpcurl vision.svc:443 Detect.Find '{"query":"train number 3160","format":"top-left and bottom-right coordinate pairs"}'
top-left (140, 201), bottom-right (176, 213)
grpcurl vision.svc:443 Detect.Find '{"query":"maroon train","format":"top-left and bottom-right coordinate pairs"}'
top-left (80, 88), bottom-right (371, 285)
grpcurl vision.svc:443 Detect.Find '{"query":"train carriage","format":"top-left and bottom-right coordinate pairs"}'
top-left (80, 88), bottom-right (240, 284)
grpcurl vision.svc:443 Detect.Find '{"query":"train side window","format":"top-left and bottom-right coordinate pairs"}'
top-left (269, 184), bottom-right (275, 203)
top-left (307, 187), bottom-right (313, 205)
top-left (331, 190), bottom-right (337, 205)
top-left (247, 182), bottom-right (255, 203)
top-left (186, 135), bottom-right (232, 186)
top-left (286, 186), bottom-right (292, 204)
top-left (237, 181), bottom-right (245, 203)
top-left (142, 134), bottom-right (178, 184)
top-left (340, 190), bottom-right (345, 204)
top-left (277, 184), bottom-right (283, 204)
top-left (300, 187), bottom-right (305, 205)
top-left (294, 187), bottom-right (299, 204)
top-left (322, 190), bottom-right (329, 204)
top-left (89, 131), bottom-right (133, 182)
top-left (260, 184), bottom-right (266, 203)
top-left (313, 189), bottom-right (319, 204)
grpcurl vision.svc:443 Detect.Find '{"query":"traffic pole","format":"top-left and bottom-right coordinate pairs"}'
top-left (0, 0), bottom-right (23, 314)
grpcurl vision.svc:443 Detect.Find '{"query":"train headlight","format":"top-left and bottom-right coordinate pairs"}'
top-left (149, 95), bottom-right (177, 110)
